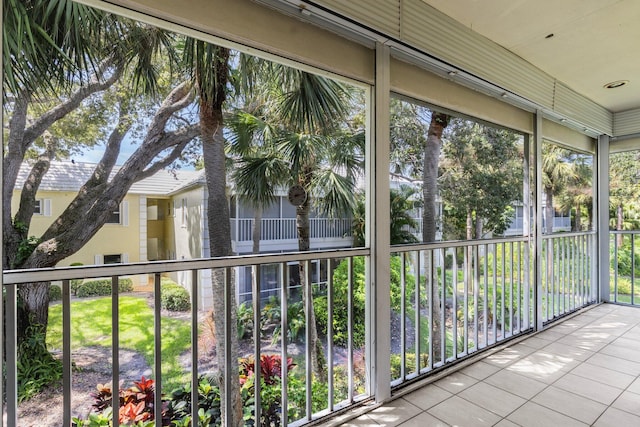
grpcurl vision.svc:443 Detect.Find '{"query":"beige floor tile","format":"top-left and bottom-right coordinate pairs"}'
top-left (569, 362), bottom-right (636, 389)
top-left (586, 352), bottom-right (640, 376)
top-left (612, 336), bottom-right (640, 351)
top-left (542, 341), bottom-right (595, 362)
top-left (535, 329), bottom-right (565, 342)
top-left (593, 407), bottom-right (640, 427)
top-left (627, 377), bottom-right (640, 394)
top-left (507, 402), bottom-right (587, 427)
top-left (458, 381), bottom-right (526, 417)
top-left (397, 412), bottom-right (449, 427)
top-left (339, 415), bottom-right (379, 426)
top-left (459, 360), bottom-right (501, 380)
top-left (428, 395), bottom-right (501, 427)
top-left (559, 334), bottom-right (610, 352)
top-left (493, 420), bottom-right (521, 427)
top-left (402, 384), bottom-right (452, 410)
top-left (484, 369), bottom-right (547, 399)
top-left (600, 343), bottom-right (640, 363)
top-left (366, 398), bottom-right (422, 427)
top-left (516, 336), bottom-right (551, 350)
top-left (553, 373), bottom-right (623, 405)
top-left (484, 348), bottom-right (526, 368)
top-left (506, 351), bottom-right (577, 384)
top-left (531, 385), bottom-right (607, 424)
top-left (611, 390), bottom-right (640, 415)
top-left (433, 372), bottom-right (478, 394)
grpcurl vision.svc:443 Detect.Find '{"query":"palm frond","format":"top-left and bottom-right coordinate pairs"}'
top-left (233, 155), bottom-right (289, 208)
top-left (312, 169), bottom-right (356, 218)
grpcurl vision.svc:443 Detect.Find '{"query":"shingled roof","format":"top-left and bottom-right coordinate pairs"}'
top-left (14, 161), bottom-right (204, 196)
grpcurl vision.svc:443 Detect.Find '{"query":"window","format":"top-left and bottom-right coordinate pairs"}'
top-left (103, 254), bottom-right (122, 264)
top-left (107, 207), bottom-right (120, 224)
top-left (106, 201), bottom-right (129, 225)
top-left (33, 199), bottom-right (51, 216)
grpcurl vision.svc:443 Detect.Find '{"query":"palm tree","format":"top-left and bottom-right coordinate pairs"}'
top-left (542, 144), bottom-right (576, 234)
top-left (231, 67), bottom-right (363, 380)
top-left (422, 111), bottom-right (450, 363)
top-left (180, 40), bottom-right (244, 425)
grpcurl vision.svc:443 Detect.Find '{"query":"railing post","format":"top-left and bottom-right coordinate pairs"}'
top-left (367, 41), bottom-right (391, 403)
top-left (597, 134), bottom-right (610, 302)
top-left (534, 112), bottom-right (544, 331)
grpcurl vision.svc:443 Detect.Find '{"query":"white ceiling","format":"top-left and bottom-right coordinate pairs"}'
top-left (420, 0), bottom-right (640, 113)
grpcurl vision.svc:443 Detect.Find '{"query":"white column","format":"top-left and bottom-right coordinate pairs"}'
top-left (597, 135), bottom-right (610, 302)
top-left (367, 42), bottom-right (391, 402)
top-left (534, 112), bottom-right (544, 331)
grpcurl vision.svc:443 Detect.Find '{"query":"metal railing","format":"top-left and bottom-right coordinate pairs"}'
top-left (389, 237), bottom-right (533, 386)
top-left (232, 218), bottom-right (352, 242)
top-left (2, 248), bottom-right (369, 426)
top-left (610, 230), bottom-right (640, 305)
top-left (541, 231), bottom-right (597, 323)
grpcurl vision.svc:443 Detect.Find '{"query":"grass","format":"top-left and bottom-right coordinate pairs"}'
top-left (47, 295), bottom-right (192, 391)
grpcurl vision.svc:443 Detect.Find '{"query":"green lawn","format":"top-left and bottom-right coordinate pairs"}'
top-left (47, 295), bottom-right (192, 391)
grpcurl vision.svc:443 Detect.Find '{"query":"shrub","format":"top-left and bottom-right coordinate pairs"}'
top-left (315, 256), bottom-right (409, 347)
top-left (237, 302), bottom-right (253, 339)
top-left (161, 283), bottom-right (191, 312)
top-left (49, 284), bottom-right (62, 301)
top-left (69, 262), bottom-right (84, 295)
top-left (76, 278), bottom-right (133, 298)
top-left (74, 376), bottom-right (158, 426)
top-left (165, 375), bottom-right (221, 426)
top-left (17, 326), bottom-right (63, 402)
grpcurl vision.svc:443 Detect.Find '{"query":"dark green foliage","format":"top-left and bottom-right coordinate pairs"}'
top-left (160, 283), bottom-right (191, 312)
top-left (237, 301), bottom-right (254, 339)
top-left (17, 326), bottom-right (63, 402)
top-left (49, 284), bottom-right (62, 301)
top-left (272, 300), bottom-right (305, 344)
top-left (314, 256), bottom-right (409, 347)
top-left (75, 278), bottom-right (133, 298)
top-left (70, 262), bottom-right (84, 296)
top-left (165, 375), bottom-right (221, 426)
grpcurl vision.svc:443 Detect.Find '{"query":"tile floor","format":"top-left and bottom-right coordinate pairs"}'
top-left (321, 303), bottom-right (640, 427)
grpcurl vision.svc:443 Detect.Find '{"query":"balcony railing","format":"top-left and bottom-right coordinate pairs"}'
top-left (389, 237), bottom-right (534, 387)
top-left (2, 232), bottom-right (601, 426)
top-left (610, 230), bottom-right (640, 305)
top-left (541, 231), bottom-right (597, 323)
top-left (2, 248), bottom-right (370, 426)
top-left (231, 218), bottom-right (353, 242)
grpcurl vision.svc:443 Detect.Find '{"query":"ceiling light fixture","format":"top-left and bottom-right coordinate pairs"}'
top-left (604, 80), bottom-right (629, 89)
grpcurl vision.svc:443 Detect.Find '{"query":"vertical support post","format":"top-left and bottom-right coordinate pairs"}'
top-left (5, 285), bottom-right (17, 427)
top-left (62, 279), bottom-right (72, 426)
top-left (597, 135), bottom-right (610, 302)
top-left (534, 112), bottom-right (544, 331)
top-left (153, 273), bottom-right (163, 424)
top-left (112, 276), bottom-right (120, 427)
top-left (523, 134), bottom-right (531, 330)
top-left (191, 270), bottom-right (199, 425)
top-left (367, 41), bottom-right (391, 403)
top-left (224, 267), bottom-right (234, 427)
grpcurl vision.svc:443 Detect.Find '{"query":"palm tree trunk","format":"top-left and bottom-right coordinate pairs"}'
top-left (423, 112), bottom-right (449, 364)
top-left (252, 206), bottom-right (262, 254)
top-left (198, 46), bottom-right (242, 427)
top-left (544, 188), bottom-right (554, 234)
top-left (296, 193), bottom-right (327, 381)
top-left (617, 204), bottom-right (624, 248)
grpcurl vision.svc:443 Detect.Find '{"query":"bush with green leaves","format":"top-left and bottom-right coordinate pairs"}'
top-left (17, 326), bottom-right (62, 402)
top-left (76, 278), bottom-right (133, 298)
top-left (314, 256), bottom-right (409, 347)
top-left (160, 282), bottom-right (191, 312)
top-left (165, 375), bottom-right (221, 426)
top-left (49, 284), bottom-right (62, 301)
top-left (237, 301), bottom-right (254, 339)
top-left (69, 262), bottom-right (85, 295)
